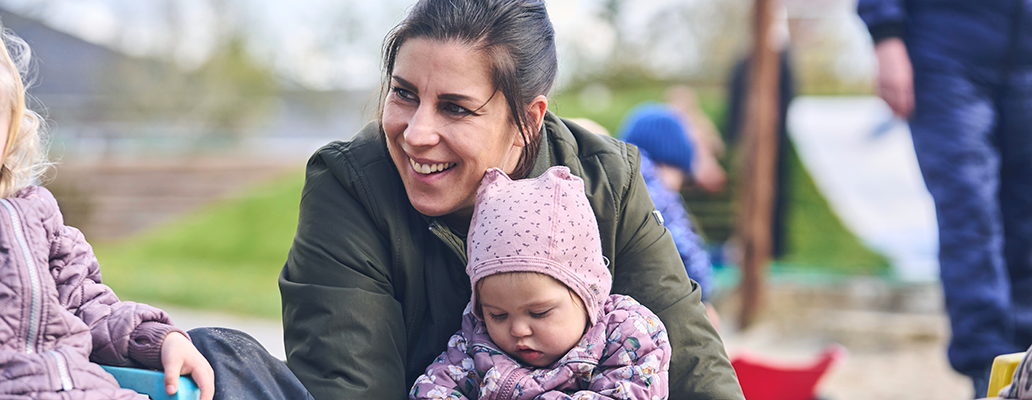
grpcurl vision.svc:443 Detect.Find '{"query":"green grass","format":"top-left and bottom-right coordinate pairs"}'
top-left (93, 169), bottom-right (306, 319)
top-left (93, 81), bottom-right (887, 318)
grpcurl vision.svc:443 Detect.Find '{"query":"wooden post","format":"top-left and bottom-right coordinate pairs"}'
top-left (736, 0), bottom-right (781, 330)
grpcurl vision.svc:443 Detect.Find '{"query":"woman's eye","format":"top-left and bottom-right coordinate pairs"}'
top-left (443, 103), bottom-right (471, 116)
top-left (392, 87), bottom-right (416, 101)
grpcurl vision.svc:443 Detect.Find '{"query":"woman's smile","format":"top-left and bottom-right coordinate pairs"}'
top-left (408, 158), bottom-right (457, 175)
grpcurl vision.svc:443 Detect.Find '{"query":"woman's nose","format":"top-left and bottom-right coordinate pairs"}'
top-left (404, 104), bottom-right (440, 147)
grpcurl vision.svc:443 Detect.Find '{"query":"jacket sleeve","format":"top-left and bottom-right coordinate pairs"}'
top-left (857, 0), bottom-right (906, 43)
top-left (611, 149), bottom-right (742, 400)
top-left (46, 199), bottom-right (181, 370)
top-left (410, 331), bottom-right (478, 400)
top-left (647, 180), bottom-right (714, 302)
top-left (279, 145), bottom-right (408, 400)
top-left (586, 299), bottom-right (670, 400)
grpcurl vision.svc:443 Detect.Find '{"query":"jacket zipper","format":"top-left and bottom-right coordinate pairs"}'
top-left (428, 219), bottom-right (468, 265)
top-left (0, 199), bottom-right (43, 354)
top-left (47, 350), bottom-right (74, 391)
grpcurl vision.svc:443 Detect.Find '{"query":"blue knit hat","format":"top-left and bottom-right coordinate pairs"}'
top-left (618, 103), bottom-right (694, 174)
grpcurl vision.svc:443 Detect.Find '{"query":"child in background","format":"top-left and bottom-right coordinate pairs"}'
top-left (0, 27), bottom-right (214, 399)
top-left (619, 103), bottom-right (719, 329)
top-left (410, 166), bottom-right (671, 400)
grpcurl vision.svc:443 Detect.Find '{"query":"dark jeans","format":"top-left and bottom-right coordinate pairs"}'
top-left (188, 327), bottom-right (313, 400)
top-left (909, 60), bottom-right (1032, 385)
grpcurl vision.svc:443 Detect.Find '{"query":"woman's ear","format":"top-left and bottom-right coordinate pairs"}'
top-left (526, 94), bottom-right (548, 135)
top-left (513, 95), bottom-right (548, 148)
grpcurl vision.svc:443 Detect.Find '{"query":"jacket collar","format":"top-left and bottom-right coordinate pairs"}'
top-left (527, 111), bottom-right (559, 179)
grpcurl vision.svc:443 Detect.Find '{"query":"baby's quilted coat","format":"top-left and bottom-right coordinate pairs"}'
top-left (410, 296), bottom-right (670, 400)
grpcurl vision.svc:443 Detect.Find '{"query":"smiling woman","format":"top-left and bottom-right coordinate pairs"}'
top-left (184, 0), bottom-right (744, 399)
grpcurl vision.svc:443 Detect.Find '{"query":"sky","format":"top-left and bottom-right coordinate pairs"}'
top-left (0, 0), bottom-right (875, 91)
top-left (0, 0), bottom-right (626, 90)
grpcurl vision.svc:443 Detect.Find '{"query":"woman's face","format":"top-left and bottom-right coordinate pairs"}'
top-left (382, 38), bottom-right (525, 227)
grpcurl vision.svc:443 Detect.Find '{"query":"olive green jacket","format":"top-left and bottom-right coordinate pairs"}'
top-left (279, 112), bottom-right (743, 400)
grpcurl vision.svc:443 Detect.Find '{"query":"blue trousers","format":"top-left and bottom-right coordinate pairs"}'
top-left (909, 62), bottom-right (1032, 388)
top-left (188, 328), bottom-right (313, 400)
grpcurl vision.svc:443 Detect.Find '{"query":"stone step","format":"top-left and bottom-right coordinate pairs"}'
top-left (44, 158), bottom-right (299, 241)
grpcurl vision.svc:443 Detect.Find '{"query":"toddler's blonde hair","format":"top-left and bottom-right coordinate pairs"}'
top-left (0, 26), bottom-right (46, 198)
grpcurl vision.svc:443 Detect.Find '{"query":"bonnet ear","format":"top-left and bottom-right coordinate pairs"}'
top-left (469, 168), bottom-right (513, 243)
top-left (476, 168), bottom-right (513, 200)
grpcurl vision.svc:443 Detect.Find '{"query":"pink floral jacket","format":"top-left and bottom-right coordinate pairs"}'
top-left (410, 295), bottom-right (671, 400)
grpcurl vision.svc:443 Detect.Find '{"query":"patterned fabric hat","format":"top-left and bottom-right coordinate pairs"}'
top-left (467, 166), bottom-right (612, 326)
top-left (619, 102), bottom-right (695, 174)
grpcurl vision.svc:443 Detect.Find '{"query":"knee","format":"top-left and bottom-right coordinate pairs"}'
top-left (188, 327), bottom-right (267, 356)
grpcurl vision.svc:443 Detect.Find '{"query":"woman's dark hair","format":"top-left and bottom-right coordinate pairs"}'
top-left (379, 0), bottom-right (557, 179)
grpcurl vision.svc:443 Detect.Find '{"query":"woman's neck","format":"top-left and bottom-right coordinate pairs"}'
top-left (439, 211), bottom-right (473, 236)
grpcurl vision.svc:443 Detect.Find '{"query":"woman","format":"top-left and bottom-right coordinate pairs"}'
top-left (274, 0), bottom-right (742, 399)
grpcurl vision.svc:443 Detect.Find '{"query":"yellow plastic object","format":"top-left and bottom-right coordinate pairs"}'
top-left (988, 352), bottom-right (1026, 398)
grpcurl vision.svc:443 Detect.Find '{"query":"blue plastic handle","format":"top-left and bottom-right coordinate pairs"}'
top-left (101, 365), bottom-right (200, 400)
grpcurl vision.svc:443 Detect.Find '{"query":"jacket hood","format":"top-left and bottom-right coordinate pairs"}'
top-left (466, 166), bottom-right (611, 326)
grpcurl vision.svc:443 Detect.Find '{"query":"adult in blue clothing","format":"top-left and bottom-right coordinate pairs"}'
top-left (858, 1), bottom-right (1032, 397)
top-left (619, 103), bottom-right (720, 329)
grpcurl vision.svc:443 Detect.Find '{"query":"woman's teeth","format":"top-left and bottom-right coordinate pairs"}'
top-left (410, 159), bottom-right (456, 174)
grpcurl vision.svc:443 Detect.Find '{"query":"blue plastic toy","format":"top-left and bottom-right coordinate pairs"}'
top-left (101, 365), bottom-right (200, 400)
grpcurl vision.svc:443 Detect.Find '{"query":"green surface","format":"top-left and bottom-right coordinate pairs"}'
top-left (93, 170), bottom-right (305, 319)
top-left (94, 82), bottom-right (886, 318)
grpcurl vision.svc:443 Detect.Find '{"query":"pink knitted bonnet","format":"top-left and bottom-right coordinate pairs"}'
top-left (467, 166), bottom-right (612, 326)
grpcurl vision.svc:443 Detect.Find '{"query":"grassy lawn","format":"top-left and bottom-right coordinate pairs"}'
top-left (93, 82), bottom-right (887, 319)
top-left (93, 170), bottom-right (305, 319)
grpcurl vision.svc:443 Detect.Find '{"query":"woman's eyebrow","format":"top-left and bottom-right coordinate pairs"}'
top-left (392, 75), bottom-right (481, 104)
top-left (439, 92), bottom-right (479, 104)
top-left (391, 75), bottom-right (417, 91)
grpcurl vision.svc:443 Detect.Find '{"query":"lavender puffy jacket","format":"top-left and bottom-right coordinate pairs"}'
top-left (0, 186), bottom-right (185, 399)
top-left (410, 295), bottom-right (671, 400)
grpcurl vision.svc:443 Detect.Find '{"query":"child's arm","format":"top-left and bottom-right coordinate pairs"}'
top-left (585, 298), bottom-right (671, 399)
top-left (45, 198), bottom-right (213, 399)
top-left (48, 221), bottom-right (181, 368)
top-left (410, 331), bottom-right (479, 400)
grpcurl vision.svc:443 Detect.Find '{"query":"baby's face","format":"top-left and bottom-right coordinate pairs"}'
top-left (478, 273), bottom-right (588, 367)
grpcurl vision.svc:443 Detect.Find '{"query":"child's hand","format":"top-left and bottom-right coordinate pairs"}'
top-left (161, 331), bottom-right (215, 400)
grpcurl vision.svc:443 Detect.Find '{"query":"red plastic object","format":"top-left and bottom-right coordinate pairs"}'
top-left (731, 344), bottom-right (848, 400)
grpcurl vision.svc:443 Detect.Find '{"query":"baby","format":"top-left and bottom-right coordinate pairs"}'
top-left (410, 166), bottom-right (671, 400)
top-left (0, 27), bottom-right (214, 399)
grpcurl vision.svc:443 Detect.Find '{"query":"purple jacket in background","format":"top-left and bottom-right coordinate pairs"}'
top-left (410, 295), bottom-right (671, 400)
top-left (0, 186), bottom-right (186, 398)
top-left (639, 153), bottom-right (713, 302)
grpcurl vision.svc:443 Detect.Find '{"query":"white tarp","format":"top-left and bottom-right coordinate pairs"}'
top-left (787, 96), bottom-right (939, 282)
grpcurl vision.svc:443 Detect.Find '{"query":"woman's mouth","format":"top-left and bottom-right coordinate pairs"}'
top-left (410, 158), bottom-right (456, 175)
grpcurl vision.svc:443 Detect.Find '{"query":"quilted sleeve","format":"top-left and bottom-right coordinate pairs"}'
top-left (48, 213), bottom-right (183, 369)
top-left (587, 297), bottom-right (671, 400)
top-left (410, 331), bottom-right (479, 400)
